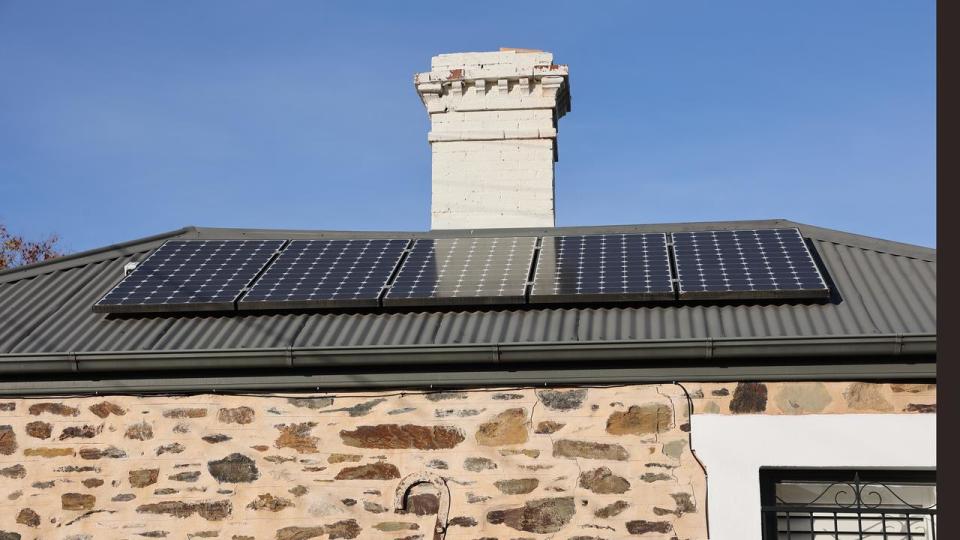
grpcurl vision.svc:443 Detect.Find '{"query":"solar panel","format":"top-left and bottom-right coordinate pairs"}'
top-left (238, 239), bottom-right (409, 309)
top-left (383, 236), bottom-right (537, 306)
top-left (671, 228), bottom-right (829, 300)
top-left (530, 233), bottom-right (674, 303)
top-left (93, 240), bottom-right (284, 313)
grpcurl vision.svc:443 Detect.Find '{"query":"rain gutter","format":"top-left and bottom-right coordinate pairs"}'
top-left (0, 333), bottom-right (935, 395)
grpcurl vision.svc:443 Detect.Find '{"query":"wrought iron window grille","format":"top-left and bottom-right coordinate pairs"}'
top-left (760, 468), bottom-right (936, 540)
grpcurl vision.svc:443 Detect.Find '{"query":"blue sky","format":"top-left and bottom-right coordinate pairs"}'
top-left (0, 1), bottom-right (935, 252)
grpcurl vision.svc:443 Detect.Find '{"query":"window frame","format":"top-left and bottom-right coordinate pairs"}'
top-left (759, 467), bottom-right (937, 540)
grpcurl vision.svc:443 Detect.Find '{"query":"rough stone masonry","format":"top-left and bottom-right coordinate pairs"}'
top-left (0, 382), bottom-right (934, 539)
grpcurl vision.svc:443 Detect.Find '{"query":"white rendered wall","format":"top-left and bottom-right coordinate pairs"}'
top-left (415, 50), bottom-right (569, 230)
top-left (431, 139), bottom-right (556, 229)
top-left (690, 414), bottom-right (936, 540)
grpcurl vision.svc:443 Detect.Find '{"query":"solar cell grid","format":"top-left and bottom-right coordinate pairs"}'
top-left (672, 228), bottom-right (829, 300)
top-left (238, 239), bottom-right (408, 309)
top-left (383, 236), bottom-right (536, 306)
top-left (531, 233), bottom-right (674, 303)
top-left (93, 240), bottom-right (283, 313)
top-left (94, 229), bottom-right (831, 314)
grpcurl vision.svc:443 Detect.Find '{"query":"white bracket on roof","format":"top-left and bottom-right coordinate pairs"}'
top-left (123, 262), bottom-right (138, 276)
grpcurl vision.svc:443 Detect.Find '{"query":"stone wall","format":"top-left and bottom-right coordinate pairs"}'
top-left (0, 386), bottom-right (702, 540)
top-left (686, 381), bottom-right (936, 415)
top-left (0, 382), bottom-right (935, 540)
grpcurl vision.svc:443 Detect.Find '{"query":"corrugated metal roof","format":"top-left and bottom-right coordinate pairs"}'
top-left (0, 220), bottom-right (935, 355)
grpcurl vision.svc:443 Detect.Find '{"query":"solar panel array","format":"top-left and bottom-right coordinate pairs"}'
top-left (93, 240), bottom-right (283, 313)
top-left (239, 239), bottom-right (408, 309)
top-left (672, 228), bottom-right (829, 300)
top-left (383, 237), bottom-right (537, 306)
top-left (93, 228), bottom-right (831, 313)
top-left (531, 233), bottom-right (674, 303)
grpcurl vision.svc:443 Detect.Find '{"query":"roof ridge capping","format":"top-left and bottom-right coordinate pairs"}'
top-left (0, 218), bottom-right (934, 285)
top-left (0, 226), bottom-right (199, 283)
top-left (164, 219), bottom-right (939, 261)
top-left (788, 221), bottom-right (935, 262)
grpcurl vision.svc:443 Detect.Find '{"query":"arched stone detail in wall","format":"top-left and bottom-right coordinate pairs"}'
top-left (394, 471), bottom-right (451, 539)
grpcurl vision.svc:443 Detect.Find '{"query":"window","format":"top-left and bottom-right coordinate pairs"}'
top-left (760, 469), bottom-right (936, 539)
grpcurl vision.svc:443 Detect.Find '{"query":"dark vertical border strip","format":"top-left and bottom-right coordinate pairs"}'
top-left (936, 0), bottom-right (955, 537)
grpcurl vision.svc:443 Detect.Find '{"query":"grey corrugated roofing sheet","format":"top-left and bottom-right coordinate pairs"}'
top-left (0, 219), bottom-right (935, 355)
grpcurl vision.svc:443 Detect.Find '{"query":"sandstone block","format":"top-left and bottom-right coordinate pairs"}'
top-left (476, 408), bottom-right (528, 446)
top-left (553, 439), bottom-right (629, 461)
top-left (606, 404), bottom-right (673, 435)
top-left (340, 424), bottom-right (464, 450)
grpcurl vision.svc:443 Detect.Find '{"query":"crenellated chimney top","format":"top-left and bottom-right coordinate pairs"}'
top-left (415, 49), bottom-right (571, 229)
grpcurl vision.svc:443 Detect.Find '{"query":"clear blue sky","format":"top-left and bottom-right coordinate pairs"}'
top-left (0, 1), bottom-right (935, 253)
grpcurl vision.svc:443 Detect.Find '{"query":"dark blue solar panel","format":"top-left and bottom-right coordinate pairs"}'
top-left (238, 239), bottom-right (409, 309)
top-left (672, 228), bottom-right (829, 300)
top-left (93, 240), bottom-right (284, 313)
top-left (530, 233), bottom-right (674, 303)
top-left (383, 236), bottom-right (537, 306)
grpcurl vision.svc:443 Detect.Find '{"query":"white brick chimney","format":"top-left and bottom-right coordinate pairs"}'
top-left (415, 49), bottom-right (570, 229)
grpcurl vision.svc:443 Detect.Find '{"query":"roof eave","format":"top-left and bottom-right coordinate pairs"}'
top-left (0, 333), bottom-right (936, 394)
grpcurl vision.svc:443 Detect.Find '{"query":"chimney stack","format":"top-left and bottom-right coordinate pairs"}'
top-left (415, 49), bottom-right (570, 229)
